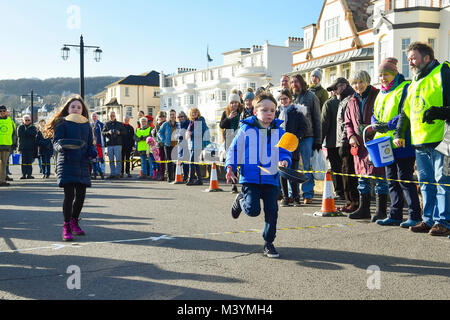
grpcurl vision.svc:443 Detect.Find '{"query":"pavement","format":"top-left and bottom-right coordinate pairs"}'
top-left (1, 164), bottom-right (450, 301)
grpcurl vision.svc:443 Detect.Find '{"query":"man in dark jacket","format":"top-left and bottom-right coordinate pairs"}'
top-left (121, 115), bottom-right (135, 178)
top-left (17, 114), bottom-right (37, 179)
top-left (102, 111), bottom-right (126, 179)
top-left (334, 78), bottom-right (359, 213)
top-left (322, 78), bottom-right (348, 200)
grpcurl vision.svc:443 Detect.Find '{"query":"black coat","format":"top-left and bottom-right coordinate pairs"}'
top-left (36, 131), bottom-right (54, 156)
top-left (18, 124), bottom-right (37, 152)
top-left (102, 120), bottom-right (126, 146)
top-left (275, 105), bottom-right (308, 160)
top-left (122, 123), bottom-right (135, 152)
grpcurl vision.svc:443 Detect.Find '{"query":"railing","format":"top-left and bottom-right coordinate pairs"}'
top-left (394, 0), bottom-right (446, 9)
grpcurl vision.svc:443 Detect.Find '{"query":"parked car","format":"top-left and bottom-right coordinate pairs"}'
top-left (200, 142), bottom-right (226, 163)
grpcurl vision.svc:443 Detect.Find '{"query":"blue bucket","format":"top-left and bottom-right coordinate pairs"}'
top-left (12, 153), bottom-right (20, 165)
top-left (364, 126), bottom-right (394, 168)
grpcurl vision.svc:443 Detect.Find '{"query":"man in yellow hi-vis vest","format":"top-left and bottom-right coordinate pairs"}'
top-left (0, 105), bottom-right (17, 187)
top-left (394, 42), bottom-right (450, 237)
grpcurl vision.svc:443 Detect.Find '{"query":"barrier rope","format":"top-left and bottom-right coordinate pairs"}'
top-left (9, 157), bottom-right (450, 187)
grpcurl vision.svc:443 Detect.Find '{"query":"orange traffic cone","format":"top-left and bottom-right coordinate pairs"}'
top-left (172, 161), bottom-right (184, 184)
top-left (313, 171), bottom-right (344, 217)
top-left (204, 162), bottom-right (223, 192)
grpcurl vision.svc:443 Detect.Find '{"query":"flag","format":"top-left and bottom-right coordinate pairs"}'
top-left (207, 46), bottom-right (213, 63)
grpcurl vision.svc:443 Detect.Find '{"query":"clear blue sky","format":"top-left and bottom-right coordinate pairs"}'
top-left (0, 0), bottom-right (323, 80)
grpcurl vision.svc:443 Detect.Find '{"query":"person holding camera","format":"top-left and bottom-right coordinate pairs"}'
top-left (102, 111), bottom-right (126, 179)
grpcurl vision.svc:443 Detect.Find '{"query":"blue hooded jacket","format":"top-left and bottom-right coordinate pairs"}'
top-left (225, 116), bottom-right (292, 186)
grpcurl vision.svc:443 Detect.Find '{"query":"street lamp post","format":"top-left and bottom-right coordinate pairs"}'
top-left (20, 90), bottom-right (43, 124)
top-left (61, 35), bottom-right (102, 100)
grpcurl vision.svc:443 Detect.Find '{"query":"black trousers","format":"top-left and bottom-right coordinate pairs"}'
top-left (340, 146), bottom-right (359, 207)
top-left (386, 157), bottom-right (421, 221)
top-left (164, 146), bottom-right (175, 181)
top-left (280, 159), bottom-right (300, 200)
top-left (121, 148), bottom-right (132, 174)
top-left (327, 147), bottom-right (344, 196)
top-left (21, 150), bottom-right (34, 177)
top-left (63, 183), bottom-right (87, 223)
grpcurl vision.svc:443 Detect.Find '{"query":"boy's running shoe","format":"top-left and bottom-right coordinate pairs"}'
top-left (264, 243), bottom-right (279, 258)
top-left (231, 193), bottom-right (244, 219)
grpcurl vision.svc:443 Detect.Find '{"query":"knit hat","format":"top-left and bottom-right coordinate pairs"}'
top-left (243, 88), bottom-right (255, 101)
top-left (228, 93), bottom-right (241, 104)
top-left (0, 105), bottom-right (6, 111)
top-left (311, 68), bottom-right (322, 81)
top-left (379, 57), bottom-right (399, 75)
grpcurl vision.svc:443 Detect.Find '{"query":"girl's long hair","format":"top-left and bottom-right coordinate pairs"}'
top-left (44, 95), bottom-right (90, 138)
top-left (225, 102), bottom-right (243, 118)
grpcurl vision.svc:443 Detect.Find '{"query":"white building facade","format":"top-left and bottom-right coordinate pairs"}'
top-left (372, 0), bottom-right (450, 81)
top-left (159, 38), bottom-right (304, 142)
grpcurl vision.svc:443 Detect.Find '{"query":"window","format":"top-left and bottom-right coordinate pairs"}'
top-left (147, 107), bottom-right (154, 117)
top-left (125, 87), bottom-right (130, 97)
top-left (184, 95), bottom-right (194, 105)
top-left (324, 17), bottom-right (339, 41)
top-left (177, 97), bottom-right (181, 106)
top-left (167, 98), bottom-right (172, 107)
top-left (402, 38), bottom-right (411, 79)
top-left (221, 90), bottom-right (227, 102)
top-left (249, 82), bottom-right (256, 91)
top-left (125, 106), bottom-right (133, 117)
top-left (379, 36), bottom-right (389, 66)
top-left (154, 90), bottom-right (160, 98)
top-left (428, 38), bottom-right (436, 51)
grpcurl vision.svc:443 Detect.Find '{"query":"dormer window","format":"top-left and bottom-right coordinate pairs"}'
top-left (324, 16), bottom-right (340, 41)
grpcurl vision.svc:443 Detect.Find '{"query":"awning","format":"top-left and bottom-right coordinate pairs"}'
top-left (290, 46), bottom-right (374, 74)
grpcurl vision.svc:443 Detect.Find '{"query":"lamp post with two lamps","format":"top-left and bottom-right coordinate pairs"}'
top-left (20, 90), bottom-right (43, 124)
top-left (61, 35), bottom-right (102, 100)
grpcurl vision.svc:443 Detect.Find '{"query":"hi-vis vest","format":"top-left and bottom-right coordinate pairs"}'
top-left (403, 62), bottom-right (449, 146)
top-left (374, 80), bottom-right (410, 148)
top-left (136, 126), bottom-right (151, 152)
top-left (0, 117), bottom-right (15, 146)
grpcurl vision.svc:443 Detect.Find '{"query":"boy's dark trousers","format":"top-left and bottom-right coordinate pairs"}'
top-left (121, 148), bottom-right (132, 175)
top-left (241, 183), bottom-right (279, 244)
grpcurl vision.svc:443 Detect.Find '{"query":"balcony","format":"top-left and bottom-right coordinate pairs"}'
top-left (235, 66), bottom-right (267, 77)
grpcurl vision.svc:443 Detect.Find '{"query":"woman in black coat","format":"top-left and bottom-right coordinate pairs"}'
top-left (17, 115), bottom-right (38, 179)
top-left (45, 95), bottom-right (96, 242)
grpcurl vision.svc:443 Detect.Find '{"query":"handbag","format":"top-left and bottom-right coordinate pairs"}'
top-left (311, 149), bottom-right (326, 181)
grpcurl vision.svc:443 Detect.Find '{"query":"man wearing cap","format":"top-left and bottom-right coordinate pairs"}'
top-left (394, 42), bottom-right (450, 236)
top-left (309, 68), bottom-right (329, 111)
top-left (321, 79), bottom-right (346, 200)
top-left (0, 106), bottom-right (17, 186)
top-left (332, 78), bottom-right (360, 212)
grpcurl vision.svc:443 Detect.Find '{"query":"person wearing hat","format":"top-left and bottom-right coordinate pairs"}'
top-left (309, 68), bottom-right (329, 111)
top-left (371, 58), bottom-right (421, 228)
top-left (241, 88), bottom-right (255, 120)
top-left (321, 79), bottom-right (348, 201)
top-left (333, 78), bottom-right (360, 213)
top-left (345, 71), bottom-right (389, 221)
top-left (394, 42), bottom-right (450, 236)
top-left (220, 93), bottom-right (243, 193)
top-left (0, 105), bottom-right (17, 187)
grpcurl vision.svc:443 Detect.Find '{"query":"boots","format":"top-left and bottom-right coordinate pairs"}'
top-left (349, 194), bottom-right (371, 219)
top-left (371, 194), bottom-right (388, 222)
top-left (63, 222), bottom-right (74, 242)
top-left (70, 218), bottom-right (86, 236)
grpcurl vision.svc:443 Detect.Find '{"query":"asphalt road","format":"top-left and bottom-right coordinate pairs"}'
top-left (1, 164), bottom-right (450, 301)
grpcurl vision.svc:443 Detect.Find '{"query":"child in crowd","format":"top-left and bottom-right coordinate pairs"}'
top-left (36, 119), bottom-right (54, 179)
top-left (91, 137), bottom-right (105, 180)
top-left (45, 95), bottom-right (96, 242)
top-left (225, 91), bottom-right (291, 258)
top-left (146, 136), bottom-right (158, 180)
